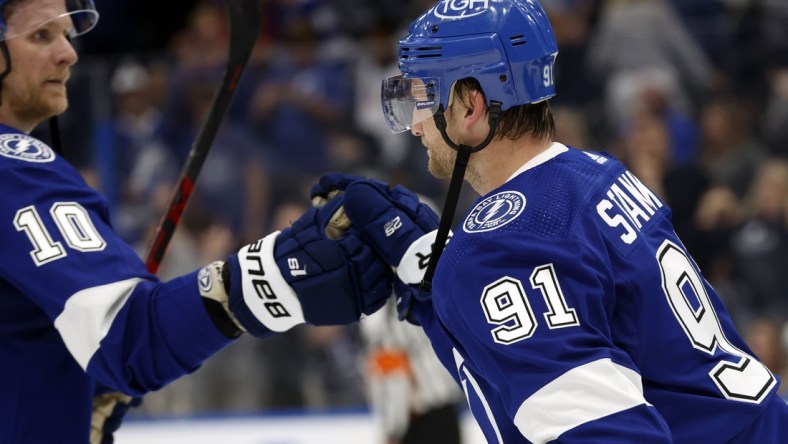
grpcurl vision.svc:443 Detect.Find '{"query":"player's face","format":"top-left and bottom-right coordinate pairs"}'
top-left (411, 101), bottom-right (463, 179)
top-left (0, 0), bottom-right (78, 131)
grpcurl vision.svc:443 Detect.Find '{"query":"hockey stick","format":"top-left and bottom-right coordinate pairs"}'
top-left (144, 0), bottom-right (261, 274)
top-left (89, 3), bottom-right (261, 443)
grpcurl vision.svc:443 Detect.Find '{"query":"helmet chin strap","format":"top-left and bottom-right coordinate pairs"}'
top-left (48, 115), bottom-right (62, 155)
top-left (420, 101), bottom-right (501, 292)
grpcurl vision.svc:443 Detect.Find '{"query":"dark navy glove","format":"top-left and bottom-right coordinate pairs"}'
top-left (90, 384), bottom-right (142, 444)
top-left (313, 174), bottom-right (443, 324)
top-left (224, 192), bottom-right (394, 337)
top-left (310, 173), bottom-right (369, 203)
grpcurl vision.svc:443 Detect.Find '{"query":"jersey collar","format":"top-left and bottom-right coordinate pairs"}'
top-left (506, 142), bottom-right (568, 183)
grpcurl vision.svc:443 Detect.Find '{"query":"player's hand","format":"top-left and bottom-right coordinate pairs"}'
top-left (223, 192), bottom-right (394, 337)
top-left (313, 174), bottom-right (443, 324)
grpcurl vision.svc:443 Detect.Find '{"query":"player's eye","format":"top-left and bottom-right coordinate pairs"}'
top-left (30, 28), bottom-right (52, 42)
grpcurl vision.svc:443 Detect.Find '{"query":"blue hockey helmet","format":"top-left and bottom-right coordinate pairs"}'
top-left (382, 0), bottom-right (558, 133)
top-left (0, 0), bottom-right (98, 42)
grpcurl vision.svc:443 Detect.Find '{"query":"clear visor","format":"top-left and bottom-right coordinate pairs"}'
top-left (381, 75), bottom-right (440, 133)
top-left (0, 0), bottom-right (99, 42)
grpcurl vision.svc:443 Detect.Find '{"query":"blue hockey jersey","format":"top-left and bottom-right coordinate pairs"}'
top-left (415, 143), bottom-right (787, 443)
top-left (0, 125), bottom-right (234, 442)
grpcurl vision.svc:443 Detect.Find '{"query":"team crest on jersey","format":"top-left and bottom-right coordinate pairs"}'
top-left (0, 133), bottom-right (55, 163)
top-left (433, 0), bottom-right (490, 20)
top-left (463, 191), bottom-right (525, 233)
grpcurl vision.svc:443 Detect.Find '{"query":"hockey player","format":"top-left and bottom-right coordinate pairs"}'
top-left (312, 0), bottom-right (788, 442)
top-left (0, 0), bottom-right (393, 442)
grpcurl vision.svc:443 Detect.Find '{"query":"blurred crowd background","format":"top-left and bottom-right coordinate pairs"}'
top-left (52, 0), bottom-right (788, 417)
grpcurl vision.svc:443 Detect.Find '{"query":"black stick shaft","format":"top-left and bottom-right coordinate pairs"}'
top-left (145, 0), bottom-right (261, 274)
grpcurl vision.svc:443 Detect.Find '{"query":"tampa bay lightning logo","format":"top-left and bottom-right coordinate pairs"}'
top-left (463, 190), bottom-right (525, 233)
top-left (0, 134), bottom-right (55, 163)
top-left (433, 0), bottom-right (490, 20)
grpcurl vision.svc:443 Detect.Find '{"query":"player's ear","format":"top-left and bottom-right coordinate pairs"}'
top-left (464, 90), bottom-right (488, 127)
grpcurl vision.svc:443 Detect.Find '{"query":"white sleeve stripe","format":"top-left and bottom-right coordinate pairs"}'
top-left (514, 358), bottom-right (647, 444)
top-left (396, 229), bottom-right (441, 285)
top-left (239, 232), bottom-right (305, 332)
top-left (54, 278), bottom-right (143, 370)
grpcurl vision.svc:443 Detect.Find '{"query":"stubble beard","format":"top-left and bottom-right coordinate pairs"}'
top-left (12, 88), bottom-right (68, 125)
top-left (423, 130), bottom-right (460, 179)
top-left (426, 143), bottom-right (456, 179)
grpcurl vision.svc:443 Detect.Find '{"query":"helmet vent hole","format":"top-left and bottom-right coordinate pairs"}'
top-left (400, 46), bottom-right (443, 59)
top-left (510, 35), bottom-right (528, 47)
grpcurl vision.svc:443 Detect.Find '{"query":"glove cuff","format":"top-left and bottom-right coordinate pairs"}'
top-left (228, 231), bottom-right (306, 336)
top-left (198, 261), bottom-right (245, 336)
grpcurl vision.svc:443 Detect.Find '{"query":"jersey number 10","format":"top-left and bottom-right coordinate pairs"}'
top-left (14, 202), bottom-right (106, 266)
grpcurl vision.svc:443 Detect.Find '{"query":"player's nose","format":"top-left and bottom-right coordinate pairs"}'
top-left (411, 120), bottom-right (423, 137)
top-left (55, 36), bottom-right (78, 67)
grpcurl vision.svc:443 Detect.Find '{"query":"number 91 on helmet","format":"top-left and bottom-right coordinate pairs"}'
top-left (380, 0), bottom-right (558, 134)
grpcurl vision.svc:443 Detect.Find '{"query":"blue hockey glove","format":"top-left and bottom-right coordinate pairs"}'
top-left (90, 384), bottom-right (142, 444)
top-left (310, 173), bottom-right (368, 203)
top-left (313, 174), bottom-right (443, 324)
top-left (223, 193), bottom-right (394, 337)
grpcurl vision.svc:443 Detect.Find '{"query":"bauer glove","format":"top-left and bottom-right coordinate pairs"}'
top-left (311, 174), bottom-right (445, 324)
top-left (213, 192), bottom-right (393, 338)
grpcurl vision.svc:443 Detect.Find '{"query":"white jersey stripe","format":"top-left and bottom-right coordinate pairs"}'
top-left (514, 358), bottom-right (647, 443)
top-left (54, 277), bottom-right (143, 370)
top-left (454, 348), bottom-right (504, 444)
